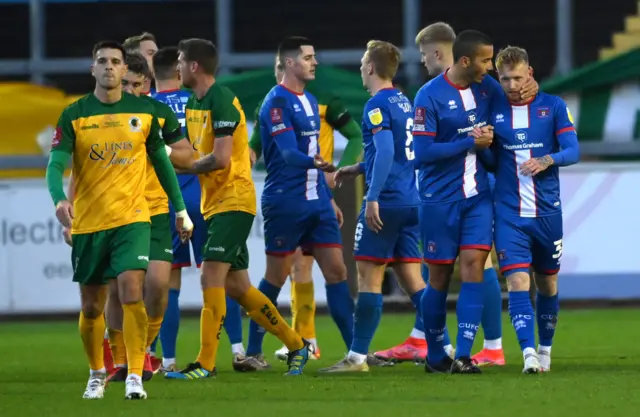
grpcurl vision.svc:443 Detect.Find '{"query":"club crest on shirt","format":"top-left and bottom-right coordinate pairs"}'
top-left (427, 241), bottom-right (436, 253)
top-left (537, 107), bottom-right (550, 118)
top-left (51, 126), bottom-right (62, 147)
top-left (368, 108), bottom-right (383, 126)
top-left (498, 250), bottom-right (507, 261)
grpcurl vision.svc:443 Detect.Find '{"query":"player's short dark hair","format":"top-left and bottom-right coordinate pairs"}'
top-left (415, 22), bottom-right (456, 46)
top-left (92, 40), bottom-right (126, 60)
top-left (366, 40), bottom-right (401, 80)
top-left (178, 38), bottom-right (218, 75)
top-left (495, 46), bottom-right (529, 71)
top-left (123, 32), bottom-right (156, 53)
top-left (452, 30), bottom-right (493, 62)
top-left (153, 46), bottom-right (179, 81)
top-left (277, 36), bottom-right (313, 62)
top-left (125, 53), bottom-right (151, 78)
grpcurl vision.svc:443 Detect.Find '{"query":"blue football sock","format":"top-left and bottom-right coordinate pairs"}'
top-left (410, 288), bottom-right (425, 334)
top-left (536, 292), bottom-right (559, 347)
top-left (455, 282), bottom-right (484, 359)
top-left (508, 291), bottom-right (536, 351)
top-left (246, 279), bottom-right (281, 356)
top-left (326, 280), bottom-right (355, 350)
top-left (159, 288), bottom-right (180, 359)
top-left (350, 292), bottom-right (383, 355)
top-left (224, 296), bottom-right (243, 345)
top-left (481, 267), bottom-right (503, 341)
top-left (421, 284), bottom-right (448, 363)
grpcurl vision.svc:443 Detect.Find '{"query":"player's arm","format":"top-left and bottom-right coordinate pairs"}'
top-left (549, 99), bottom-right (580, 166)
top-left (160, 105), bottom-right (193, 169)
top-left (325, 97), bottom-right (363, 168)
top-left (412, 94), bottom-right (474, 164)
top-left (363, 105), bottom-right (394, 202)
top-left (185, 99), bottom-right (240, 174)
top-left (267, 96), bottom-right (316, 169)
top-left (248, 99), bottom-right (264, 164)
top-left (46, 110), bottom-right (74, 209)
top-left (146, 116), bottom-right (186, 212)
top-left (478, 144), bottom-right (497, 172)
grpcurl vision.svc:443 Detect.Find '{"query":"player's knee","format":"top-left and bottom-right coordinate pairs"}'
top-left (169, 269), bottom-right (182, 289)
top-left (459, 252), bottom-right (488, 283)
top-left (425, 263), bottom-right (452, 290)
top-left (506, 271), bottom-right (531, 292)
top-left (323, 261), bottom-right (347, 284)
top-left (265, 255), bottom-right (293, 287)
top-left (291, 256), bottom-right (314, 283)
top-left (117, 275), bottom-right (144, 305)
top-left (534, 273), bottom-right (558, 296)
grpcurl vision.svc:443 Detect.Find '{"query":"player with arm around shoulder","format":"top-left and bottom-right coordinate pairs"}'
top-left (46, 41), bottom-right (191, 400)
top-left (491, 46), bottom-right (579, 373)
top-left (319, 41), bottom-right (424, 372)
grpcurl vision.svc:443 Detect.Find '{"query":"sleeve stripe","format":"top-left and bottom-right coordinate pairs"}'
top-left (556, 127), bottom-right (576, 135)
top-left (413, 131), bottom-right (436, 137)
top-left (271, 127), bottom-right (293, 137)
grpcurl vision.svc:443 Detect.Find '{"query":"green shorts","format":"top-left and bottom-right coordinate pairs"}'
top-left (203, 211), bottom-right (254, 271)
top-left (150, 213), bottom-right (173, 263)
top-left (72, 222), bottom-right (151, 285)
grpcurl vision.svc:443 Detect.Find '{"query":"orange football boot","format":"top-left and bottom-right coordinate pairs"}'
top-left (472, 348), bottom-right (506, 366)
top-left (374, 337), bottom-right (427, 362)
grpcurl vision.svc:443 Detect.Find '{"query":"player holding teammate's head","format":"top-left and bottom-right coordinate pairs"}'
top-left (360, 40), bottom-right (401, 91)
top-left (91, 40), bottom-right (127, 91)
top-left (123, 32), bottom-right (158, 75)
top-left (495, 46), bottom-right (532, 103)
top-left (153, 46), bottom-right (180, 82)
top-left (451, 30), bottom-right (494, 84)
top-left (277, 36), bottom-right (317, 83)
top-left (415, 22), bottom-right (456, 76)
top-left (122, 53), bottom-right (151, 97)
top-left (177, 38), bottom-right (218, 89)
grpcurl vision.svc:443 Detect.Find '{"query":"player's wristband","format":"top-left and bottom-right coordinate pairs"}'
top-left (165, 145), bottom-right (173, 157)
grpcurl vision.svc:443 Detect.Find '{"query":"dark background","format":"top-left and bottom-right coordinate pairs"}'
top-left (1, 0), bottom-right (635, 93)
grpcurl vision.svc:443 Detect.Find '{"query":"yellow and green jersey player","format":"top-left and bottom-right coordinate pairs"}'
top-left (45, 41), bottom-right (193, 400)
top-left (248, 58), bottom-right (363, 360)
top-left (164, 38), bottom-right (313, 379)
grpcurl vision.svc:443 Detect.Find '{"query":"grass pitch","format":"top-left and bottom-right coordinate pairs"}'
top-left (1, 309), bottom-right (639, 417)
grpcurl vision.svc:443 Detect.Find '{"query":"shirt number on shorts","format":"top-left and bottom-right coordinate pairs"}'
top-left (405, 117), bottom-right (415, 161)
top-left (552, 239), bottom-right (563, 261)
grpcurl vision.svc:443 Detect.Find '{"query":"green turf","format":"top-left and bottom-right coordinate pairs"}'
top-left (1, 310), bottom-right (639, 417)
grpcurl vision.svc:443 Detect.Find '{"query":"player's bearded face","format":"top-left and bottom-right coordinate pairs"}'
top-left (122, 72), bottom-right (147, 97)
top-left (498, 62), bottom-right (530, 102)
top-left (138, 40), bottom-right (158, 76)
top-left (92, 48), bottom-right (126, 90)
top-left (177, 52), bottom-right (195, 88)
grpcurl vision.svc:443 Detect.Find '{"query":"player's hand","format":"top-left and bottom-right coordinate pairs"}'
top-left (62, 227), bottom-right (73, 247)
top-left (470, 125), bottom-right (494, 149)
top-left (520, 67), bottom-right (539, 101)
top-left (249, 149), bottom-right (257, 167)
top-left (520, 155), bottom-right (554, 176)
top-left (55, 200), bottom-right (74, 228)
top-left (334, 164), bottom-right (361, 188)
top-left (331, 199), bottom-right (344, 228)
top-left (365, 201), bottom-right (383, 233)
top-left (175, 210), bottom-right (194, 243)
top-left (314, 154), bottom-right (337, 173)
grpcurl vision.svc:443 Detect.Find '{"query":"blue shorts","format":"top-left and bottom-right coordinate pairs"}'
top-left (354, 205), bottom-right (421, 264)
top-left (169, 192), bottom-right (207, 269)
top-left (420, 191), bottom-right (493, 264)
top-left (262, 199), bottom-right (342, 256)
top-left (494, 212), bottom-right (563, 276)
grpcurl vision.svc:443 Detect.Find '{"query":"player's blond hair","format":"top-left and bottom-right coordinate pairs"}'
top-left (415, 22), bottom-right (456, 46)
top-left (365, 40), bottom-right (401, 81)
top-left (495, 46), bottom-right (529, 71)
top-left (123, 32), bottom-right (156, 53)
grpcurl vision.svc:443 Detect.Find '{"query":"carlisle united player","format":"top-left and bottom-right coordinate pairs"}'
top-left (247, 37), bottom-right (355, 361)
top-left (148, 47), bottom-right (248, 373)
top-left (489, 46), bottom-right (579, 373)
top-left (413, 30), bottom-right (501, 374)
top-left (318, 40), bottom-right (425, 372)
